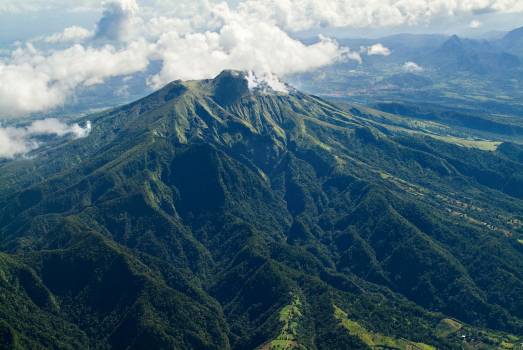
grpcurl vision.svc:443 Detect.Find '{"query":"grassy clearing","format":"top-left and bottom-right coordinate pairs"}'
top-left (333, 305), bottom-right (435, 350)
top-left (434, 318), bottom-right (462, 338)
top-left (429, 135), bottom-right (502, 151)
top-left (260, 295), bottom-right (306, 350)
top-left (434, 318), bottom-right (523, 349)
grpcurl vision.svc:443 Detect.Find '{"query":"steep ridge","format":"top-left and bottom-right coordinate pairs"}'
top-left (1, 71), bottom-right (523, 349)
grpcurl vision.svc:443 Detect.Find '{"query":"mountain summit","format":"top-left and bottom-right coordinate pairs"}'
top-left (1, 71), bottom-right (523, 349)
top-left (426, 35), bottom-right (520, 74)
top-left (205, 70), bottom-right (291, 105)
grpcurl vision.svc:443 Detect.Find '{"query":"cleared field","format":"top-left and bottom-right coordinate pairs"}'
top-left (434, 318), bottom-right (462, 338)
top-left (260, 295), bottom-right (305, 350)
top-left (333, 305), bottom-right (436, 350)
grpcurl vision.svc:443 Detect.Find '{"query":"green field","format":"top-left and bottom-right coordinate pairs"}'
top-left (260, 295), bottom-right (306, 350)
top-left (334, 305), bottom-right (435, 350)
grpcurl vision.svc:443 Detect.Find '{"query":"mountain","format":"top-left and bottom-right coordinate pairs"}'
top-left (500, 26), bottom-right (523, 57)
top-left (1, 70), bottom-right (523, 349)
top-left (425, 35), bottom-right (521, 75)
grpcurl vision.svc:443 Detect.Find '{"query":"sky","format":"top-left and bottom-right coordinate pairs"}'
top-left (0, 0), bottom-right (522, 120)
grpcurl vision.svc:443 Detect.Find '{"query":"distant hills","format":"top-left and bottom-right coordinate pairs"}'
top-left (291, 25), bottom-right (523, 120)
top-left (500, 26), bottom-right (523, 56)
top-left (423, 34), bottom-right (521, 74)
top-left (1, 71), bottom-right (523, 349)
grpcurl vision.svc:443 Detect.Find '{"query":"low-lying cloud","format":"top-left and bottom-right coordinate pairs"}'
top-left (0, 41), bottom-right (151, 117)
top-left (403, 61), bottom-right (424, 73)
top-left (364, 44), bottom-right (391, 56)
top-left (0, 118), bottom-right (91, 158)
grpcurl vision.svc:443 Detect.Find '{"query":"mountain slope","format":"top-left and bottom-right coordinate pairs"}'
top-left (1, 71), bottom-right (523, 349)
top-left (501, 26), bottom-right (523, 56)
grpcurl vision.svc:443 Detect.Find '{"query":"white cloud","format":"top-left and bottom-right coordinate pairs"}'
top-left (237, 0), bottom-right (523, 31)
top-left (95, 0), bottom-right (140, 41)
top-left (0, 42), bottom-right (151, 117)
top-left (469, 19), bottom-right (482, 28)
top-left (0, 118), bottom-right (91, 158)
top-left (403, 61), bottom-right (424, 73)
top-left (1, 1), bottom-right (355, 117)
top-left (147, 4), bottom-right (348, 88)
top-left (43, 26), bottom-right (93, 44)
top-left (364, 43), bottom-right (391, 56)
top-left (246, 71), bottom-right (288, 93)
top-left (28, 118), bottom-right (92, 138)
top-left (346, 51), bottom-right (363, 64)
top-left (0, 61), bottom-right (66, 117)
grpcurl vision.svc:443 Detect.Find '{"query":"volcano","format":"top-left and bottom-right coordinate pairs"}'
top-left (1, 71), bottom-right (523, 349)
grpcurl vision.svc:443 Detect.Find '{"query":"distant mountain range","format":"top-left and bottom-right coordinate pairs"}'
top-left (500, 26), bottom-right (523, 56)
top-left (1, 71), bottom-right (523, 349)
top-left (338, 28), bottom-right (523, 75)
top-left (423, 34), bottom-right (521, 74)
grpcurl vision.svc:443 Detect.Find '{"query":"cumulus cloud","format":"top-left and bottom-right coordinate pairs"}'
top-left (95, 0), bottom-right (140, 41)
top-left (0, 1), bottom-right (354, 117)
top-left (28, 118), bottom-right (92, 138)
top-left (403, 61), bottom-right (424, 73)
top-left (0, 61), bottom-right (66, 117)
top-left (0, 119), bottom-right (91, 158)
top-left (12, 0), bottom-right (515, 118)
top-left (147, 13), bottom-right (347, 88)
top-left (364, 43), bottom-right (391, 56)
top-left (236, 0), bottom-right (523, 31)
top-left (2, 0), bottom-right (523, 20)
top-left (0, 41), bottom-right (151, 117)
top-left (43, 26), bottom-right (93, 44)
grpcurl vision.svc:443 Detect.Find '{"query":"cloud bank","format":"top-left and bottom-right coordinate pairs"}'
top-left (1, 0), bottom-right (523, 119)
top-left (148, 18), bottom-right (347, 88)
top-left (236, 0), bottom-right (523, 31)
top-left (0, 41), bottom-right (151, 117)
top-left (0, 0), bottom-right (349, 118)
top-left (0, 119), bottom-right (91, 158)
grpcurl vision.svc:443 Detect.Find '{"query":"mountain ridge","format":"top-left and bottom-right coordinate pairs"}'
top-left (1, 71), bottom-right (523, 349)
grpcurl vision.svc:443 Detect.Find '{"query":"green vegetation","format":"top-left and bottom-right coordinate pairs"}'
top-left (434, 318), bottom-right (523, 349)
top-left (260, 295), bottom-right (306, 350)
top-left (434, 319), bottom-right (463, 338)
top-left (1, 71), bottom-right (523, 349)
top-left (334, 305), bottom-right (435, 350)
